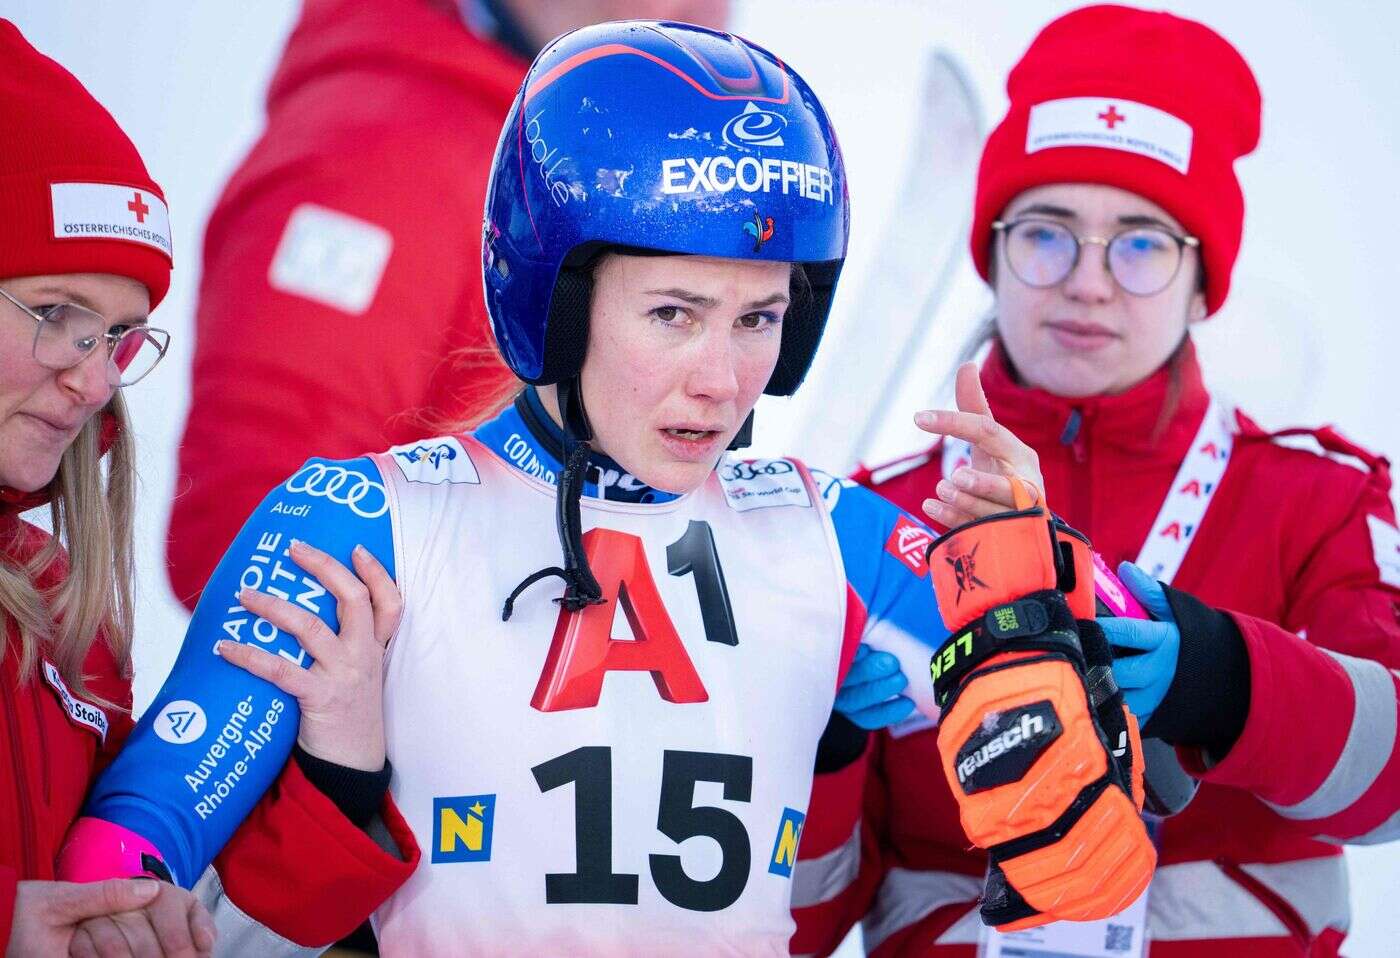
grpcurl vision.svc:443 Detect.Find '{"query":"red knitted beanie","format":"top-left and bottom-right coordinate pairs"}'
top-left (0, 19), bottom-right (172, 308)
top-left (970, 5), bottom-right (1261, 314)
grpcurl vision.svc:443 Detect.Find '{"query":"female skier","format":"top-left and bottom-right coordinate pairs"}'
top-left (59, 20), bottom-right (1055, 955)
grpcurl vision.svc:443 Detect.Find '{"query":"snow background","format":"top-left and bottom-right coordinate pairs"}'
top-left (6, 1), bottom-right (1396, 953)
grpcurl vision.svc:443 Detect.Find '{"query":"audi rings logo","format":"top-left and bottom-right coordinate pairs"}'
top-left (284, 463), bottom-right (389, 519)
top-left (723, 102), bottom-right (787, 149)
top-left (721, 460), bottom-right (795, 482)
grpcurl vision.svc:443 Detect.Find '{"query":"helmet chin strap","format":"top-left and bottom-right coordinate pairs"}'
top-left (727, 411), bottom-right (754, 452)
top-left (501, 380), bottom-right (756, 621)
top-left (502, 375), bottom-right (606, 621)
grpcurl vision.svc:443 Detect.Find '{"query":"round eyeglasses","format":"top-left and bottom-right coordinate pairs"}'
top-left (0, 286), bottom-right (170, 387)
top-left (992, 218), bottom-right (1200, 297)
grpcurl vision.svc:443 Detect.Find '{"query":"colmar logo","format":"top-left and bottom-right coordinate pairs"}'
top-left (154, 700), bottom-right (208, 745)
top-left (885, 515), bottom-right (934, 577)
top-left (722, 102), bottom-right (787, 149)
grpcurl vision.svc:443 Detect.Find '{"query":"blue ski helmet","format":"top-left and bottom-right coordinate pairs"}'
top-left (482, 20), bottom-right (849, 396)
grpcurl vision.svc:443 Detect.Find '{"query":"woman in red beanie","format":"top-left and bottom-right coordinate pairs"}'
top-left (793, 6), bottom-right (1400, 957)
top-left (0, 19), bottom-right (418, 957)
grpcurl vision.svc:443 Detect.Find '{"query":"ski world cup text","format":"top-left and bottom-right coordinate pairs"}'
top-left (660, 156), bottom-right (834, 205)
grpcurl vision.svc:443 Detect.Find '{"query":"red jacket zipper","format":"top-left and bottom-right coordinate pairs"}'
top-left (31, 686), bottom-right (51, 804)
top-left (1060, 408), bottom-right (1093, 534)
top-left (4, 680), bottom-right (39, 877)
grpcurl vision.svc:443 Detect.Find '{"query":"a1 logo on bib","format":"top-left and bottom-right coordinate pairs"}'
top-left (154, 700), bottom-right (208, 745)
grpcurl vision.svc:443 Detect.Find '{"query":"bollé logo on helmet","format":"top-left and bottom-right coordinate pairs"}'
top-left (524, 108), bottom-right (580, 207)
top-left (722, 102), bottom-right (787, 149)
top-left (954, 700), bottom-right (1062, 794)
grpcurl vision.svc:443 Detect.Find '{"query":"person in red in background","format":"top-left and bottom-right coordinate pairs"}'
top-left (791, 6), bottom-right (1400, 957)
top-left (0, 20), bottom-right (417, 957)
top-left (167, 0), bottom-right (729, 610)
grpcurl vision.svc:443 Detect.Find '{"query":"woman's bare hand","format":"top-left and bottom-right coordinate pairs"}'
top-left (914, 362), bottom-right (1045, 529)
top-left (215, 540), bottom-right (401, 771)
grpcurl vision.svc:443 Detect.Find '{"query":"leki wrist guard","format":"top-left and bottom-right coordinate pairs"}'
top-left (927, 481), bottom-right (1154, 929)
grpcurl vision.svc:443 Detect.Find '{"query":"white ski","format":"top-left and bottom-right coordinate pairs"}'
top-left (771, 49), bottom-right (985, 474)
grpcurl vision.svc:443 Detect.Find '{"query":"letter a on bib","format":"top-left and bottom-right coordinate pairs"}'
top-left (532, 528), bottom-right (707, 712)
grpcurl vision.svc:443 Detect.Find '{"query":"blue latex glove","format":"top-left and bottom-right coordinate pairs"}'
top-left (834, 644), bottom-right (916, 731)
top-left (1098, 561), bottom-right (1180, 727)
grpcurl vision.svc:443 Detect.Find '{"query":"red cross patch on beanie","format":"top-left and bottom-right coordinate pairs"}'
top-left (0, 19), bottom-right (172, 308)
top-left (969, 5), bottom-right (1262, 315)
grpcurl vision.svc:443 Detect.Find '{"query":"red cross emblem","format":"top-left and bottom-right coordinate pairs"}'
top-left (127, 191), bottom-right (150, 223)
top-left (1098, 105), bottom-right (1126, 129)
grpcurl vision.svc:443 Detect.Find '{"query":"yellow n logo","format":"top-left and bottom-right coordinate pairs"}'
top-left (768, 807), bottom-right (806, 877)
top-left (439, 806), bottom-right (484, 853)
top-left (432, 795), bottom-right (495, 863)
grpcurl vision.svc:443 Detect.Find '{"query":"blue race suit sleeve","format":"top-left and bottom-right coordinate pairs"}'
top-left (811, 469), bottom-right (949, 719)
top-left (79, 456), bottom-right (396, 887)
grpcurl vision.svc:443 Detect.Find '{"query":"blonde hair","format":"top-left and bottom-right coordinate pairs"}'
top-left (1, 393), bottom-right (136, 705)
top-left (405, 342), bottom-right (524, 436)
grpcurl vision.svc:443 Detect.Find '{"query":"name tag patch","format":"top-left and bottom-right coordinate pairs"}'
top-left (1368, 514), bottom-right (1400, 590)
top-left (390, 437), bottom-right (480, 485)
top-left (718, 459), bottom-right (811, 513)
top-left (1026, 97), bottom-right (1194, 174)
top-left (42, 661), bottom-right (110, 743)
top-left (268, 203), bottom-right (393, 314)
top-left (50, 182), bottom-right (173, 260)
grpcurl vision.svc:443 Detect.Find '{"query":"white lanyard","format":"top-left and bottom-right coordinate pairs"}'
top-left (941, 398), bottom-right (1234, 587)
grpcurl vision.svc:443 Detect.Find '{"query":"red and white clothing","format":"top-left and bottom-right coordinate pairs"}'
top-left (792, 341), bottom-right (1400, 957)
top-left (0, 501), bottom-right (419, 953)
top-left (166, 0), bottom-right (527, 608)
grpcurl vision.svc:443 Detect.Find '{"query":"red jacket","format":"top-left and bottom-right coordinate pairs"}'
top-left (1, 505), bottom-right (420, 948)
top-left (793, 341), bottom-right (1400, 957)
top-left (167, 0), bottom-right (526, 608)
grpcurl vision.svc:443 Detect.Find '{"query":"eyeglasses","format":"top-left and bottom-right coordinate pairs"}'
top-left (992, 217), bottom-right (1200, 297)
top-left (0, 286), bottom-right (170, 387)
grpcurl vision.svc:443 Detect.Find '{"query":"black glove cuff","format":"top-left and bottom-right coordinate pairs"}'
top-left (931, 590), bottom-right (1085, 707)
top-left (814, 711), bottom-right (870, 774)
top-left (1142, 584), bottom-right (1250, 757)
top-left (294, 745), bottom-right (393, 829)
